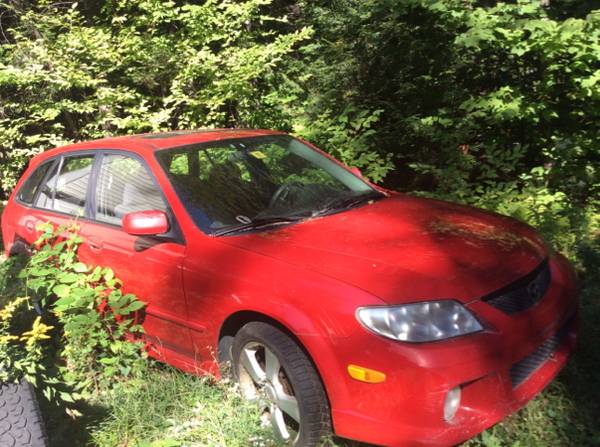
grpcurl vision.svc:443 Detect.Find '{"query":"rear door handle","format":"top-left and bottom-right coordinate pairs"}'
top-left (23, 216), bottom-right (38, 233)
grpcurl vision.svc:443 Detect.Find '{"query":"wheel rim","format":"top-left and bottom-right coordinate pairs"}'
top-left (238, 342), bottom-right (301, 444)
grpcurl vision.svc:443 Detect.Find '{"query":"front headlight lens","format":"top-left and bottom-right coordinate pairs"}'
top-left (356, 300), bottom-right (483, 342)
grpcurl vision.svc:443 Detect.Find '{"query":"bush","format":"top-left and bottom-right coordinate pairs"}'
top-left (0, 0), bottom-right (311, 195)
top-left (0, 222), bottom-right (149, 409)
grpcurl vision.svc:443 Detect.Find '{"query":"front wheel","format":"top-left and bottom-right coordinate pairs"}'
top-left (232, 322), bottom-right (331, 447)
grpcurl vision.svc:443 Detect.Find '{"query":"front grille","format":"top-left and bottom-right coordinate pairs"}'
top-left (483, 259), bottom-right (551, 314)
top-left (509, 318), bottom-right (572, 388)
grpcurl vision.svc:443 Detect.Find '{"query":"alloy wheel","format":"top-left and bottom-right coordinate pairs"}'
top-left (238, 341), bottom-right (301, 444)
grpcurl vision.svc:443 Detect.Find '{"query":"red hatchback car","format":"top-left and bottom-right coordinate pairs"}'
top-left (1, 129), bottom-right (578, 446)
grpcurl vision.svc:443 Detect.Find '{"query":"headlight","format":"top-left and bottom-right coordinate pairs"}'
top-left (356, 300), bottom-right (483, 342)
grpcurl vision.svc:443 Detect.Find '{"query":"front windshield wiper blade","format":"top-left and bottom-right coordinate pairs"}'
top-left (311, 192), bottom-right (383, 218)
top-left (212, 192), bottom-right (383, 236)
top-left (212, 215), bottom-right (306, 237)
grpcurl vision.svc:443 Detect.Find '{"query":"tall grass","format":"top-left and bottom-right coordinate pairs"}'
top-left (92, 368), bottom-right (274, 447)
top-left (43, 366), bottom-right (276, 447)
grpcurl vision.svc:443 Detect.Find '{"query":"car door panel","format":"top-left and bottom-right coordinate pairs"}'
top-left (84, 151), bottom-right (194, 362)
top-left (78, 224), bottom-right (193, 361)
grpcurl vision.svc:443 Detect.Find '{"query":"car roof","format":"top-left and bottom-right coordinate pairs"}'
top-left (36, 128), bottom-right (287, 162)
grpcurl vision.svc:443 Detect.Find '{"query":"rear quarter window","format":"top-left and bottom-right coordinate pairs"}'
top-left (17, 161), bottom-right (54, 204)
top-left (30, 154), bottom-right (95, 216)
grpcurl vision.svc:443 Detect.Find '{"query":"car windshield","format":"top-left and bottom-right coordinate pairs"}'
top-left (156, 135), bottom-right (383, 235)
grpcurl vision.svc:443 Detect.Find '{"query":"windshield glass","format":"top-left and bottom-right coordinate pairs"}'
top-left (156, 135), bottom-right (382, 235)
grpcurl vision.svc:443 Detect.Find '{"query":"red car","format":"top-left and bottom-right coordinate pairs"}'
top-left (1, 129), bottom-right (578, 446)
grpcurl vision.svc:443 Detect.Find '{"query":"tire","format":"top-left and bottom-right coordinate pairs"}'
top-left (8, 241), bottom-right (31, 258)
top-left (0, 380), bottom-right (48, 447)
top-left (232, 322), bottom-right (331, 447)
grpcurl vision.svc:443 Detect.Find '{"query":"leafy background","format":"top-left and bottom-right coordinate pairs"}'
top-left (0, 0), bottom-right (599, 446)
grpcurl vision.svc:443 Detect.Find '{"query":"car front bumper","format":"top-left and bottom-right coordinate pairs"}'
top-left (327, 253), bottom-right (579, 447)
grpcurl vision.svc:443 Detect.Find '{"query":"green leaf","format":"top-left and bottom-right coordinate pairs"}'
top-left (30, 268), bottom-right (53, 277)
top-left (104, 269), bottom-right (114, 282)
top-left (99, 357), bottom-right (117, 365)
top-left (53, 284), bottom-right (71, 298)
top-left (58, 272), bottom-right (80, 284)
top-left (122, 301), bottom-right (145, 313)
top-left (59, 392), bottom-right (76, 403)
top-left (53, 295), bottom-right (76, 309)
top-left (73, 262), bottom-right (88, 273)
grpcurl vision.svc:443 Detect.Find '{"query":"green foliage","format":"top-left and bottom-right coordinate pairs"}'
top-left (289, 0), bottom-right (599, 204)
top-left (0, 253), bottom-right (61, 402)
top-left (1, 0), bottom-right (598, 207)
top-left (0, 0), bottom-right (311, 193)
top-left (22, 222), bottom-right (149, 398)
top-left (294, 106), bottom-right (394, 182)
top-left (0, 252), bottom-right (25, 296)
top-left (0, 296), bottom-right (54, 387)
top-left (0, 221), bottom-right (149, 410)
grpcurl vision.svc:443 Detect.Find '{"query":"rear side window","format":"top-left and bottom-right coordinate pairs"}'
top-left (95, 154), bottom-right (166, 225)
top-left (17, 161), bottom-right (53, 204)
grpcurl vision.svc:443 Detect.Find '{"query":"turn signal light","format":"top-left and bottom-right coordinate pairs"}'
top-left (347, 364), bottom-right (386, 383)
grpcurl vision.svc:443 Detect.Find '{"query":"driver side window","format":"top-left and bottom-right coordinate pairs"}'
top-left (163, 147), bottom-right (264, 228)
top-left (95, 154), bottom-right (166, 226)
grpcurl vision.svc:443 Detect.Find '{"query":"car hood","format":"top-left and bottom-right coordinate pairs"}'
top-left (220, 194), bottom-right (547, 304)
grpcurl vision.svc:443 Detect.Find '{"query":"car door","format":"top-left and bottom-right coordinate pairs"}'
top-left (76, 151), bottom-right (195, 367)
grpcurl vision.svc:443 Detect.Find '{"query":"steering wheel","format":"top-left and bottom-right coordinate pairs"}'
top-left (269, 181), bottom-right (304, 209)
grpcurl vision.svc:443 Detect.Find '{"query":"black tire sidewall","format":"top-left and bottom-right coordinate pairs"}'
top-left (0, 379), bottom-right (48, 447)
top-left (232, 322), bottom-right (330, 447)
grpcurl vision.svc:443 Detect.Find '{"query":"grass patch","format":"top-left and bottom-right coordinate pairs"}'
top-left (92, 367), bottom-right (273, 447)
top-left (44, 366), bottom-right (275, 447)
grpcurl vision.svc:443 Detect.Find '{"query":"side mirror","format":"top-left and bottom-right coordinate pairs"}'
top-left (350, 167), bottom-right (363, 178)
top-left (122, 210), bottom-right (169, 236)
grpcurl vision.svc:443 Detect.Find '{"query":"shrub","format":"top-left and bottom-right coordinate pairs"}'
top-left (0, 296), bottom-right (53, 386)
top-left (0, 221), bottom-right (149, 408)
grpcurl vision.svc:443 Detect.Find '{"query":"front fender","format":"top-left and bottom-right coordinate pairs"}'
top-left (183, 235), bottom-right (384, 414)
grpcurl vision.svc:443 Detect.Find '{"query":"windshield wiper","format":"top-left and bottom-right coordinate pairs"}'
top-left (311, 191), bottom-right (383, 218)
top-left (212, 192), bottom-right (383, 236)
top-left (212, 215), bottom-right (306, 237)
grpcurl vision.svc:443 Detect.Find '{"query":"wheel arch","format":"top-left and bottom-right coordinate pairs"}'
top-left (219, 310), bottom-right (312, 363)
top-left (217, 310), bottom-right (333, 412)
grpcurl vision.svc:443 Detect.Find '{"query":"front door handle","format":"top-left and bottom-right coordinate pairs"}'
top-left (87, 237), bottom-right (104, 252)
